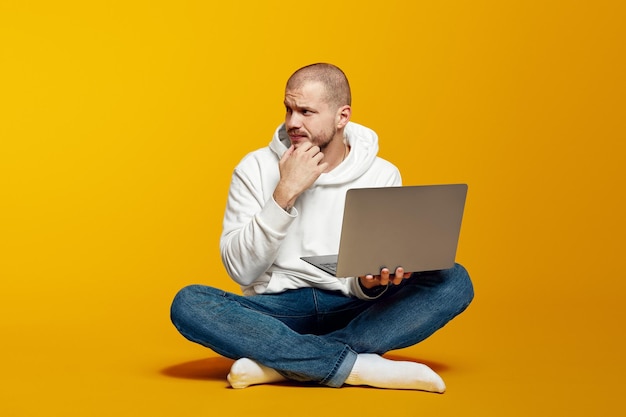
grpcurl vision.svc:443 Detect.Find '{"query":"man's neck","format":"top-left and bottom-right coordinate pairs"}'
top-left (322, 135), bottom-right (349, 173)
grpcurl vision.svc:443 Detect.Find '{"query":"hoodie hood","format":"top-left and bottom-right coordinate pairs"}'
top-left (268, 121), bottom-right (380, 186)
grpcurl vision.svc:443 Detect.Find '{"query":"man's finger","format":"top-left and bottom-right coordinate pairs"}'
top-left (394, 267), bottom-right (404, 284)
top-left (379, 268), bottom-right (390, 285)
top-left (280, 145), bottom-right (295, 162)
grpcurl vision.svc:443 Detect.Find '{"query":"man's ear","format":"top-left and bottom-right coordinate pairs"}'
top-left (336, 105), bottom-right (352, 129)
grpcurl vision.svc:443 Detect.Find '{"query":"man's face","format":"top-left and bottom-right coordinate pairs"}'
top-left (284, 81), bottom-right (338, 150)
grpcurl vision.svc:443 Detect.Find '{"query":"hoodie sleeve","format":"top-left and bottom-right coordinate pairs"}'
top-left (349, 276), bottom-right (389, 300)
top-left (219, 163), bottom-right (296, 286)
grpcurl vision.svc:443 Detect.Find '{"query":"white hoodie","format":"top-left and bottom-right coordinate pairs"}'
top-left (220, 122), bottom-right (402, 299)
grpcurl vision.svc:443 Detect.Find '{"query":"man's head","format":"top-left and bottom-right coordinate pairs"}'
top-left (286, 63), bottom-right (351, 111)
top-left (284, 63), bottom-right (352, 150)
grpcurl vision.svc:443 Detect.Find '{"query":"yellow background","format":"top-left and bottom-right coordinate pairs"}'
top-left (1, 1), bottom-right (624, 416)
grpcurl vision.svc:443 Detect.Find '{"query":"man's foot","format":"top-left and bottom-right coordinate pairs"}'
top-left (227, 358), bottom-right (287, 389)
top-left (345, 353), bottom-right (446, 392)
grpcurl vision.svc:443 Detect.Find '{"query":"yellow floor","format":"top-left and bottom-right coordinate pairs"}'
top-left (2, 263), bottom-right (623, 417)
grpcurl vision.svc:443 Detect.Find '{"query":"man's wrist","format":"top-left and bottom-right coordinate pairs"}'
top-left (358, 278), bottom-right (388, 297)
top-left (273, 190), bottom-right (295, 213)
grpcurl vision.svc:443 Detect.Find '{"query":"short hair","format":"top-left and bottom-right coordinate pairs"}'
top-left (286, 63), bottom-right (352, 109)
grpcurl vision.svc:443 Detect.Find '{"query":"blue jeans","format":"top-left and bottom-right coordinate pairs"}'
top-left (170, 263), bottom-right (474, 388)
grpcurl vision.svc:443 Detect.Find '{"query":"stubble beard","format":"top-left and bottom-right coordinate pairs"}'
top-left (314, 125), bottom-right (338, 152)
top-left (289, 124), bottom-right (338, 151)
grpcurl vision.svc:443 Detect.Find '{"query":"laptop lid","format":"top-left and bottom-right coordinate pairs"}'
top-left (301, 184), bottom-right (468, 277)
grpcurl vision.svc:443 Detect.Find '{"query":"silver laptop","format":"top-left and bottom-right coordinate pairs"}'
top-left (300, 184), bottom-right (468, 277)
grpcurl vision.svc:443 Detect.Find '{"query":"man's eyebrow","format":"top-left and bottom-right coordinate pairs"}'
top-left (284, 101), bottom-right (315, 111)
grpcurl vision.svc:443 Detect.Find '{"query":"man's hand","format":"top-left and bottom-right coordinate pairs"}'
top-left (273, 142), bottom-right (329, 210)
top-left (359, 267), bottom-right (412, 289)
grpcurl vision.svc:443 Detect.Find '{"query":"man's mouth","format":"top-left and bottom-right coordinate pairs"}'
top-left (288, 131), bottom-right (308, 141)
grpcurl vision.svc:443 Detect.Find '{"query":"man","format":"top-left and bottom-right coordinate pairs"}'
top-left (171, 63), bottom-right (473, 392)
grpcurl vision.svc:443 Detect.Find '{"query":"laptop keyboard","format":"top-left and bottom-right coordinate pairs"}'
top-left (320, 262), bottom-right (337, 273)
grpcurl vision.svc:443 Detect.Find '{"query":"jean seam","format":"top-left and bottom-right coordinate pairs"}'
top-left (319, 345), bottom-right (355, 387)
top-left (227, 292), bottom-right (316, 320)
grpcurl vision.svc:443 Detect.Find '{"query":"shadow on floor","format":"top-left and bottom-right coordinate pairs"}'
top-left (161, 356), bottom-right (233, 380)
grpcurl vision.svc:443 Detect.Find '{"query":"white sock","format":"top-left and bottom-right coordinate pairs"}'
top-left (345, 353), bottom-right (446, 393)
top-left (227, 358), bottom-right (287, 389)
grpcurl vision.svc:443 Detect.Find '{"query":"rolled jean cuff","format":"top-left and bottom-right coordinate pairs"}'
top-left (321, 346), bottom-right (358, 388)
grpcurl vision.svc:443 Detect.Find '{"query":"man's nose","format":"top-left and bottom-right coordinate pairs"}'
top-left (285, 112), bottom-right (302, 129)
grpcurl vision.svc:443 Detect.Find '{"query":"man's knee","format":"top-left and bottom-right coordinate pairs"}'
top-left (170, 284), bottom-right (209, 332)
top-left (448, 263), bottom-right (474, 313)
